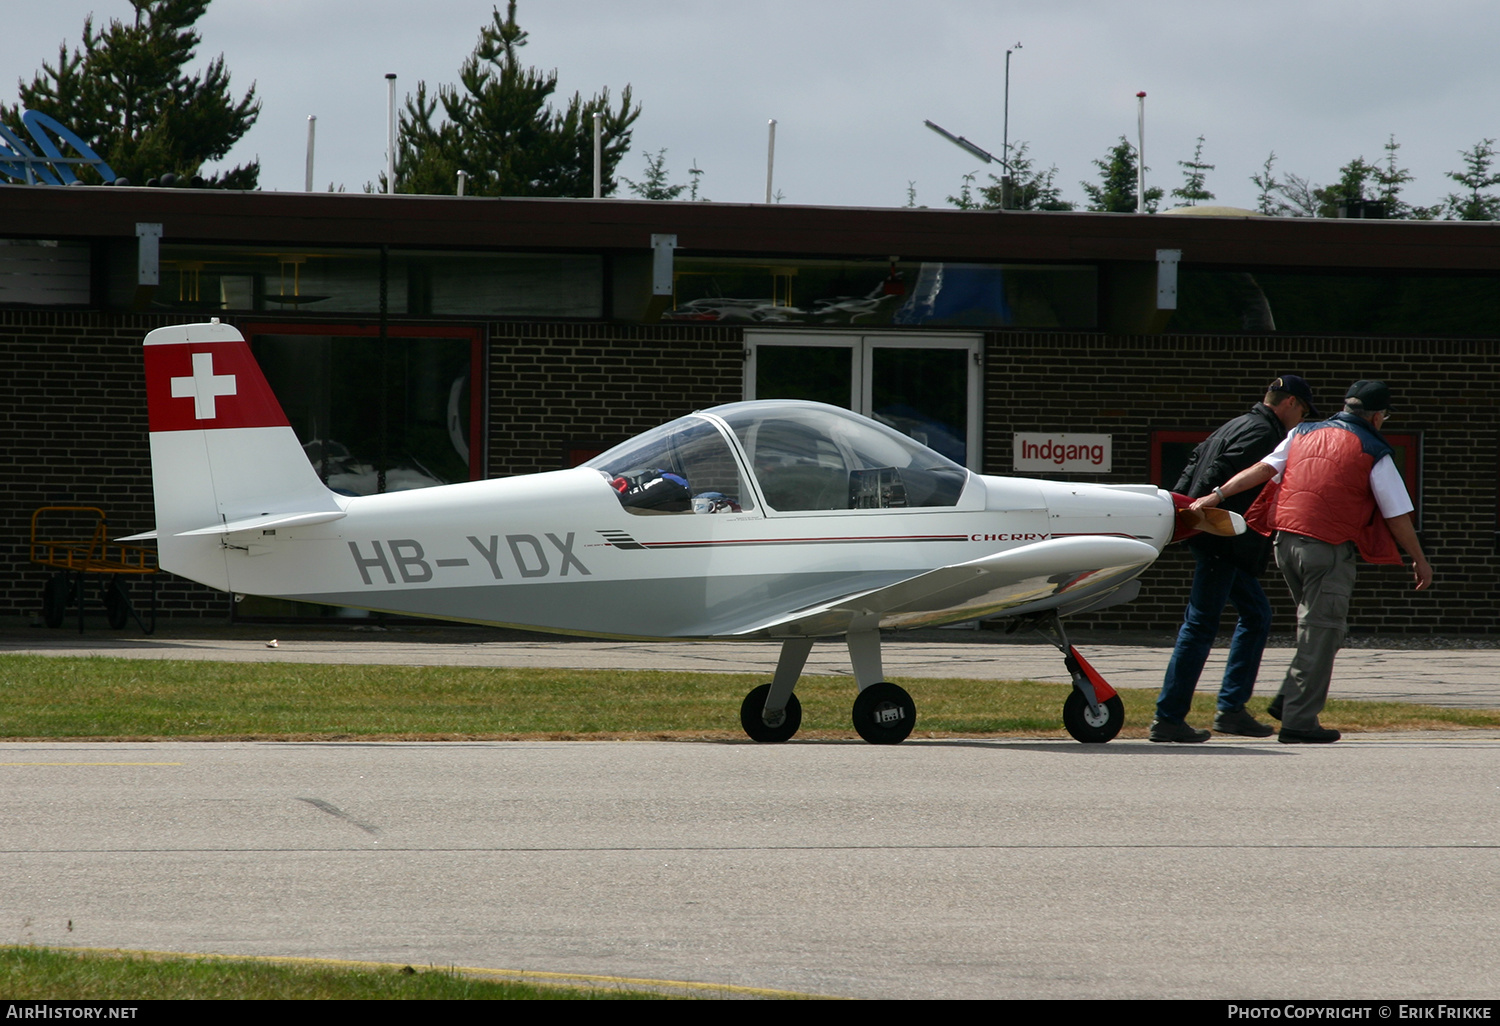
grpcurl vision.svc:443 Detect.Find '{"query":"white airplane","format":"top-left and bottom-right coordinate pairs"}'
top-left (142, 321), bottom-right (1240, 745)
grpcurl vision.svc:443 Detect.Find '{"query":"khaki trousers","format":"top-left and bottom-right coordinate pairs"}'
top-left (1274, 533), bottom-right (1359, 731)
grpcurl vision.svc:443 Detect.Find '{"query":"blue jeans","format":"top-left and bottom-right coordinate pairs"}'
top-left (1155, 549), bottom-right (1273, 722)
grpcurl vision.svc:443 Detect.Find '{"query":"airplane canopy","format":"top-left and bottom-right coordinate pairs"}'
top-left (587, 400), bottom-right (967, 514)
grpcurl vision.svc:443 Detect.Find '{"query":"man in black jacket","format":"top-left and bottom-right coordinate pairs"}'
top-left (1150, 375), bottom-right (1318, 743)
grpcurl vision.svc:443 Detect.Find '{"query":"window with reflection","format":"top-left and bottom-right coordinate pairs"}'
top-left (139, 245), bottom-right (602, 317)
top-left (248, 324), bottom-right (483, 495)
top-left (665, 258), bottom-right (1096, 328)
top-left (1172, 270), bottom-right (1500, 337)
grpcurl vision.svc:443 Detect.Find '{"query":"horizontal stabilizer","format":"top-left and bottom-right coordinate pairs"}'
top-left (114, 530), bottom-right (158, 542)
top-left (175, 510), bottom-right (348, 537)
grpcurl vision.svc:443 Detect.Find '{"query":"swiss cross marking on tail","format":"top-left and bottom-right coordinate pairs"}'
top-left (171, 352), bottom-right (237, 420)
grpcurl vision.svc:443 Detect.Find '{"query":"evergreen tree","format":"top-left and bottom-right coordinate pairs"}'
top-left (1250, 152), bottom-right (1287, 215)
top-left (1442, 139), bottom-right (1500, 220)
top-left (1374, 135), bottom-right (1417, 218)
top-left (979, 143), bottom-right (1073, 210)
top-left (947, 171), bottom-right (981, 210)
top-left (1, 0), bottom-right (259, 187)
top-left (1312, 157), bottom-right (1377, 217)
top-left (1081, 136), bottom-right (1161, 213)
top-left (1170, 135), bottom-right (1215, 206)
top-left (944, 143), bottom-right (1074, 211)
top-left (394, 2), bottom-right (639, 197)
top-left (623, 149), bottom-right (685, 200)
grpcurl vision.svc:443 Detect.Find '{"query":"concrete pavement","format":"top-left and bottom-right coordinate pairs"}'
top-left (3, 620), bottom-right (1497, 709)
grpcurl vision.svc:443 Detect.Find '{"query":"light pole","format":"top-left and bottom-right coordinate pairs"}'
top-left (385, 73), bottom-right (397, 195)
top-left (1136, 91), bottom-right (1147, 214)
top-left (923, 120), bottom-right (998, 166)
top-left (1002, 42), bottom-right (1021, 180)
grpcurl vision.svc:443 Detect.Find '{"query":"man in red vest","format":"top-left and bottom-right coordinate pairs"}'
top-left (1191, 380), bottom-right (1432, 743)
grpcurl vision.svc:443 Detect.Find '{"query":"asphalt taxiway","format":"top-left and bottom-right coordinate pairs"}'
top-left (3, 735), bottom-right (1499, 1000)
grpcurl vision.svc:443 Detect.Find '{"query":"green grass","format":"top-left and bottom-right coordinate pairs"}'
top-left (1, 654), bottom-right (1496, 740)
top-left (0, 946), bottom-right (668, 999)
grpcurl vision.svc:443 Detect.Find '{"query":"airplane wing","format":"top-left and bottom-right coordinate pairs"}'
top-left (729, 535), bottom-right (1162, 637)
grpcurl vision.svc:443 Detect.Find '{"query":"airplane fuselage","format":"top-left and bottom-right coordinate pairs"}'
top-left (178, 461), bottom-right (1171, 639)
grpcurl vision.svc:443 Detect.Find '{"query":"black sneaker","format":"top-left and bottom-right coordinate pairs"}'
top-left (1278, 726), bottom-right (1341, 744)
top-left (1267, 695), bottom-right (1284, 721)
top-left (1150, 719), bottom-right (1211, 743)
top-left (1213, 708), bottom-right (1275, 738)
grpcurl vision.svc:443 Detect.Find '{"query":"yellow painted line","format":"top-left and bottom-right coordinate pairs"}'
top-left (33, 946), bottom-right (837, 999)
top-left (0, 762), bottom-right (184, 767)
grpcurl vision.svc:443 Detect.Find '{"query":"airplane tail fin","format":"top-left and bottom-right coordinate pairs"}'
top-left (144, 320), bottom-right (341, 591)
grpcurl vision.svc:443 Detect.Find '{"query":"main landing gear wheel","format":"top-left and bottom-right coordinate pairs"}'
top-left (42, 574), bottom-right (70, 629)
top-left (740, 684), bottom-right (802, 742)
top-left (852, 681), bottom-right (916, 745)
top-left (1063, 690), bottom-right (1125, 744)
top-left (103, 579), bottom-right (130, 630)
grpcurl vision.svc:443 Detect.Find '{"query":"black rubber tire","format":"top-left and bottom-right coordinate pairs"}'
top-left (42, 574), bottom-right (70, 629)
top-left (1063, 690), bottom-right (1125, 744)
top-left (852, 681), bottom-right (916, 745)
top-left (739, 683), bottom-right (802, 742)
top-left (104, 579), bottom-right (130, 630)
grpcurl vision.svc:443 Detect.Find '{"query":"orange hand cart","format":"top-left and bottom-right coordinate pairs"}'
top-left (29, 506), bottom-right (158, 633)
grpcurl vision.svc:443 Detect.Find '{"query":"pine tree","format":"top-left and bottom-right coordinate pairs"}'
top-left (394, 2), bottom-right (639, 197)
top-left (623, 149), bottom-right (685, 200)
top-left (1312, 157), bottom-right (1377, 217)
top-left (1, 0), bottom-right (259, 187)
top-left (1250, 152), bottom-right (1286, 215)
top-left (977, 143), bottom-right (1073, 210)
top-left (944, 143), bottom-right (1073, 212)
top-left (1170, 135), bottom-right (1215, 207)
top-left (1374, 135), bottom-right (1416, 218)
top-left (1443, 139), bottom-right (1500, 220)
top-left (1081, 136), bottom-right (1161, 213)
top-left (947, 172), bottom-right (981, 210)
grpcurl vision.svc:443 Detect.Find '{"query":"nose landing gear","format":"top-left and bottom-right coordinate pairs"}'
top-left (1024, 613), bottom-right (1125, 743)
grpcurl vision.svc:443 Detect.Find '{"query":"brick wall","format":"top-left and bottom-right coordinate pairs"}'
top-left (0, 310), bottom-right (229, 621)
top-left (983, 331), bottom-right (1498, 635)
top-left (485, 321), bottom-right (745, 476)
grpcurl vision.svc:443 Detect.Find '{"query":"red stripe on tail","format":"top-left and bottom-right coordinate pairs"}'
top-left (145, 339), bottom-right (288, 432)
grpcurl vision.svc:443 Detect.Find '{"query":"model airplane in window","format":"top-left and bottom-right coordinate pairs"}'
top-left (141, 321), bottom-right (1241, 745)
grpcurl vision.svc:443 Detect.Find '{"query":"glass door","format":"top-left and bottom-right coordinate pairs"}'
top-left (745, 332), bottom-right (981, 470)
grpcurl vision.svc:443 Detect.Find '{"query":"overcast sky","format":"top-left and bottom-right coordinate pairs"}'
top-left (8, 0), bottom-right (1500, 212)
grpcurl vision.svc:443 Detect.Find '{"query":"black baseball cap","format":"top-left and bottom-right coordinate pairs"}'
top-left (1345, 379), bottom-right (1393, 413)
top-left (1271, 374), bottom-right (1320, 419)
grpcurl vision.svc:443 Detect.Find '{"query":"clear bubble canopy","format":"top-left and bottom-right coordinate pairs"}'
top-left (586, 400), bottom-right (968, 513)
